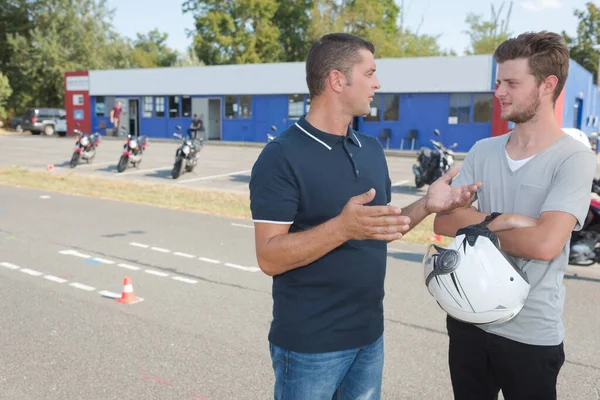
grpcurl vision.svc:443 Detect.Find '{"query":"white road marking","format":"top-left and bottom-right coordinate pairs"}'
top-left (172, 276), bottom-right (197, 284)
top-left (44, 275), bottom-right (67, 283)
top-left (40, 195), bottom-right (51, 199)
top-left (59, 249), bottom-right (90, 259)
top-left (93, 258), bottom-right (115, 264)
top-left (130, 242), bottom-right (149, 248)
top-left (199, 257), bottom-right (220, 264)
top-left (231, 223), bottom-right (254, 229)
top-left (98, 290), bottom-right (121, 298)
top-left (224, 263), bottom-right (261, 273)
top-left (392, 180), bottom-right (410, 186)
top-left (118, 263), bottom-right (141, 271)
top-left (176, 169), bottom-right (252, 184)
top-left (115, 165), bottom-right (173, 176)
top-left (20, 268), bottom-right (43, 276)
top-left (69, 282), bottom-right (96, 291)
top-left (145, 269), bottom-right (169, 277)
top-left (151, 247), bottom-right (171, 253)
top-left (0, 262), bottom-right (20, 270)
top-left (174, 252), bottom-right (195, 258)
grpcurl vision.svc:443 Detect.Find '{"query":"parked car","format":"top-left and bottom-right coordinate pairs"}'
top-left (10, 115), bottom-right (24, 132)
top-left (22, 107), bottom-right (67, 136)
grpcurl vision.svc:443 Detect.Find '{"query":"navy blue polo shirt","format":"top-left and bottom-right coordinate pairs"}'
top-left (249, 115), bottom-right (392, 353)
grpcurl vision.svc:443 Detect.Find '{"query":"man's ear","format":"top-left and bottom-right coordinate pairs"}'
top-left (327, 70), bottom-right (346, 94)
top-left (543, 75), bottom-right (559, 98)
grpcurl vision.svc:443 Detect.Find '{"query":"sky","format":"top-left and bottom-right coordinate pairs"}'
top-left (104, 0), bottom-right (589, 56)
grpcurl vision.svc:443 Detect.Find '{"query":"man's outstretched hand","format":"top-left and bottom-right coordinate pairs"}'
top-left (425, 167), bottom-right (482, 214)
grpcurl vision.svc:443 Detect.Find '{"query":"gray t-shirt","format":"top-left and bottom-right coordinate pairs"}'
top-left (451, 132), bottom-right (596, 346)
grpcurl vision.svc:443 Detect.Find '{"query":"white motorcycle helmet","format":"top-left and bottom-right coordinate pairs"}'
top-left (423, 213), bottom-right (530, 325)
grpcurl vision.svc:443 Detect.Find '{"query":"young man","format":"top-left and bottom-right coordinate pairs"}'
top-left (188, 114), bottom-right (204, 140)
top-left (434, 31), bottom-right (597, 400)
top-left (110, 100), bottom-right (122, 135)
top-left (249, 33), bottom-right (481, 399)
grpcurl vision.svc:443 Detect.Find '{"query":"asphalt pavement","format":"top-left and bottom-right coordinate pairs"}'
top-left (0, 134), bottom-right (435, 206)
top-left (0, 181), bottom-right (599, 399)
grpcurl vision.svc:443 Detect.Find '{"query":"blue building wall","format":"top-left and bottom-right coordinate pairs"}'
top-left (563, 60), bottom-right (600, 134)
top-left (90, 92), bottom-right (494, 152)
top-left (356, 93), bottom-right (492, 153)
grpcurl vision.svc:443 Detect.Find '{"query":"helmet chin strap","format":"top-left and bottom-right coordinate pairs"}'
top-left (476, 212), bottom-right (503, 228)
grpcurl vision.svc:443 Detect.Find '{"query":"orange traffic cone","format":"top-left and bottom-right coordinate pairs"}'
top-left (429, 234), bottom-right (442, 242)
top-left (115, 276), bottom-right (142, 304)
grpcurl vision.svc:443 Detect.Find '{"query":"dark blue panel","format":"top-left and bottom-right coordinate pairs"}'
top-left (141, 117), bottom-right (168, 138)
top-left (356, 93), bottom-right (491, 153)
top-left (166, 119), bottom-right (190, 139)
top-left (223, 120), bottom-right (253, 141)
top-left (253, 95), bottom-right (290, 142)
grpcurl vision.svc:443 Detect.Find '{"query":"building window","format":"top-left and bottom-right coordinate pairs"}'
top-left (182, 96), bottom-right (192, 118)
top-left (305, 96), bottom-right (311, 112)
top-left (143, 96), bottom-right (153, 118)
top-left (449, 94), bottom-right (471, 124)
top-left (383, 94), bottom-right (399, 121)
top-left (169, 96), bottom-right (180, 118)
top-left (365, 95), bottom-right (380, 122)
top-left (95, 96), bottom-right (105, 116)
top-left (288, 94), bottom-right (304, 119)
top-left (225, 96), bottom-right (237, 119)
top-left (473, 94), bottom-right (493, 123)
top-left (239, 96), bottom-right (252, 119)
top-left (155, 97), bottom-right (165, 117)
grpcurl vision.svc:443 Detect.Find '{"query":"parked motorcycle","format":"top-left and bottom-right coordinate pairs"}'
top-left (413, 129), bottom-right (457, 188)
top-left (569, 179), bottom-right (600, 266)
top-left (171, 125), bottom-right (203, 179)
top-left (117, 134), bottom-right (148, 173)
top-left (69, 125), bottom-right (100, 168)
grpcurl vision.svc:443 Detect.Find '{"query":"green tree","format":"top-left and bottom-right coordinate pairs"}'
top-left (131, 28), bottom-right (179, 68)
top-left (274, 0), bottom-right (313, 62)
top-left (182, 0), bottom-right (281, 65)
top-left (3, 0), bottom-right (133, 111)
top-left (563, 2), bottom-right (600, 78)
top-left (397, 29), bottom-right (451, 57)
top-left (0, 72), bottom-right (12, 119)
top-left (341, 0), bottom-right (402, 57)
top-left (172, 46), bottom-right (204, 67)
top-left (307, 0), bottom-right (446, 58)
top-left (464, 1), bottom-right (513, 55)
top-left (0, 0), bottom-right (33, 71)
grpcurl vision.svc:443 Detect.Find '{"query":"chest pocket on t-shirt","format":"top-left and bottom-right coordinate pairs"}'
top-left (514, 184), bottom-right (549, 218)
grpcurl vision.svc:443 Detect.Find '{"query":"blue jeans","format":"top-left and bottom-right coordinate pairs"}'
top-left (269, 335), bottom-right (384, 400)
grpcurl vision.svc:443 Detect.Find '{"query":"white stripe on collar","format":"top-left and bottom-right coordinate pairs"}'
top-left (294, 122), bottom-right (332, 150)
top-left (351, 131), bottom-right (362, 147)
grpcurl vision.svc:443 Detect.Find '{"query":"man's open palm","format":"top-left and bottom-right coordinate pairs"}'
top-left (425, 167), bottom-right (482, 213)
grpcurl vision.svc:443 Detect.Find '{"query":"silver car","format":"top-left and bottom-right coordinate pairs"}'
top-left (22, 108), bottom-right (67, 136)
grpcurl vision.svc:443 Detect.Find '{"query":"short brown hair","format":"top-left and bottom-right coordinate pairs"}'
top-left (305, 33), bottom-right (375, 97)
top-left (494, 31), bottom-right (570, 103)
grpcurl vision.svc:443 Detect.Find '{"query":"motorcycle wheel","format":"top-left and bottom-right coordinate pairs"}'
top-left (117, 155), bottom-right (128, 173)
top-left (70, 152), bottom-right (80, 168)
top-left (172, 158), bottom-right (185, 179)
top-left (415, 176), bottom-right (425, 189)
